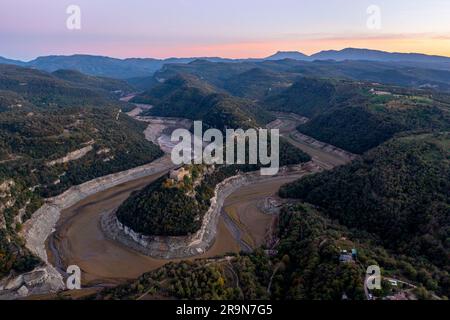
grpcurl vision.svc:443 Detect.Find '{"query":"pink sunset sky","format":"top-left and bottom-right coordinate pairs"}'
top-left (1, 0), bottom-right (449, 60)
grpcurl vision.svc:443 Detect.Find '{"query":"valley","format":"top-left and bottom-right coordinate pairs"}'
top-left (3, 0), bottom-right (450, 308)
top-left (44, 109), bottom-right (345, 289)
top-left (1, 51), bottom-right (449, 301)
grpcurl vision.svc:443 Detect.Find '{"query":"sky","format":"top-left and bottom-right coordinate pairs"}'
top-left (1, 0), bottom-right (449, 60)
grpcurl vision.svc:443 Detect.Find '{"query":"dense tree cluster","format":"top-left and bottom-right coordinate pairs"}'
top-left (98, 199), bottom-right (448, 300)
top-left (117, 139), bottom-right (310, 237)
top-left (298, 106), bottom-right (400, 154)
top-left (133, 74), bottom-right (274, 131)
top-left (280, 133), bottom-right (450, 296)
top-left (272, 205), bottom-right (365, 300)
top-left (263, 77), bottom-right (450, 154)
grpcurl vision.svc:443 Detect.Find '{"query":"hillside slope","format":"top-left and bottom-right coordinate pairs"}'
top-left (279, 133), bottom-right (450, 295)
top-left (0, 64), bottom-right (132, 110)
top-left (263, 77), bottom-right (450, 154)
top-left (51, 69), bottom-right (133, 93)
top-left (133, 74), bottom-right (274, 130)
top-left (98, 202), bottom-right (433, 300)
top-left (0, 66), bottom-right (163, 278)
top-left (263, 77), bottom-right (359, 117)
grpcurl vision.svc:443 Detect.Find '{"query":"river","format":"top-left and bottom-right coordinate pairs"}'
top-left (46, 111), bottom-right (353, 288)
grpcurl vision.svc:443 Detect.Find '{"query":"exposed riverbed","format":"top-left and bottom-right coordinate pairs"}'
top-left (48, 170), bottom-right (245, 286)
top-left (222, 175), bottom-right (302, 251)
top-left (48, 167), bottom-right (311, 286)
top-left (41, 111), bottom-right (353, 290)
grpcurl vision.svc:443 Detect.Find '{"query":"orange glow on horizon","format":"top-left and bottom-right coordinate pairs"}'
top-left (169, 37), bottom-right (450, 59)
top-left (48, 35), bottom-right (450, 60)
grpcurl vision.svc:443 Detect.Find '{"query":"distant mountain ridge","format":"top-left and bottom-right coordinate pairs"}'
top-left (1, 48), bottom-right (450, 79)
top-left (0, 54), bottom-right (238, 79)
top-left (0, 56), bottom-right (26, 66)
top-left (310, 48), bottom-right (450, 63)
top-left (265, 51), bottom-right (309, 61)
top-left (267, 48), bottom-right (450, 63)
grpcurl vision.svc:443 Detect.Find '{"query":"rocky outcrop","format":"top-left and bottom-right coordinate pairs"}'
top-left (0, 266), bottom-right (64, 300)
top-left (46, 145), bottom-right (94, 167)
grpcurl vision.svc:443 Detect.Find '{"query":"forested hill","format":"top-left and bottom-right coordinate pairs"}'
top-left (132, 74), bottom-right (274, 131)
top-left (139, 63), bottom-right (450, 155)
top-left (0, 64), bottom-right (132, 111)
top-left (0, 65), bottom-right (163, 278)
top-left (279, 133), bottom-right (450, 296)
top-left (151, 58), bottom-right (450, 98)
top-left (117, 142), bottom-right (311, 237)
top-left (263, 77), bottom-right (366, 117)
top-left (51, 69), bottom-right (133, 94)
top-left (266, 77), bottom-right (450, 154)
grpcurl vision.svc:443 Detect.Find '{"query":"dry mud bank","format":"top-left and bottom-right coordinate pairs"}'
top-left (222, 176), bottom-right (301, 251)
top-left (24, 155), bottom-right (173, 263)
top-left (0, 156), bottom-right (174, 299)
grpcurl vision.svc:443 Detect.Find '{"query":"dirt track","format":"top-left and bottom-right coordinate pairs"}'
top-left (222, 175), bottom-right (302, 251)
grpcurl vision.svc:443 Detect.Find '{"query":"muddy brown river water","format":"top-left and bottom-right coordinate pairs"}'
top-left (48, 169), bottom-right (302, 286)
top-left (46, 113), bottom-right (353, 288)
